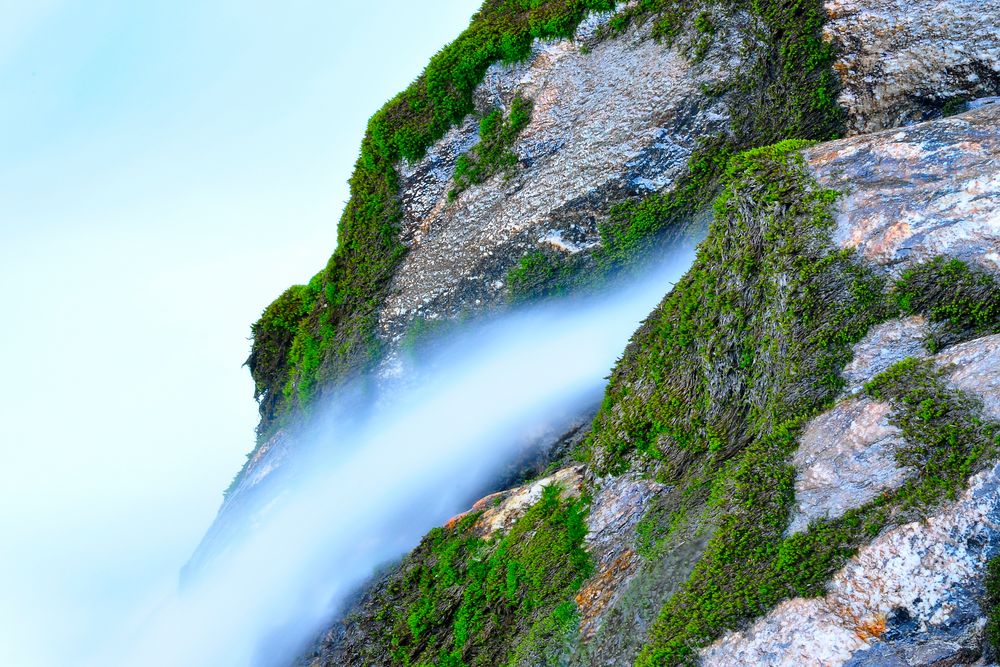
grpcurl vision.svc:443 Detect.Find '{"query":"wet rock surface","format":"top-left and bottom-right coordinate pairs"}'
top-left (576, 473), bottom-right (666, 639)
top-left (825, 0), bottom-right (1000, 135)
top-left (379, 19), bottom-right (731, 345)
top-left (807, 104), bottom-right (1000, 275)
top-left (937, 335), bottom-right (1000, 421)
top-left (705, 332), bottom-right (1000, 666)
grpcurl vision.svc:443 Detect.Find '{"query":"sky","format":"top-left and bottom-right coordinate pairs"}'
top-left (0, 1), bottom-right (481, 664)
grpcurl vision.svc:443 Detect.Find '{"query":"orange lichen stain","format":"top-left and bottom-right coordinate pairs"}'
top-left (872, 219), bottom-right (912, 258)
top-left (471, 491), bottom-right (508, 512)
top-left (443, 510), bottom-right (472, 531)
top-left (854, 613), bottom-right (887, 641)
top-left (575, 550), bottom-right (637, 639)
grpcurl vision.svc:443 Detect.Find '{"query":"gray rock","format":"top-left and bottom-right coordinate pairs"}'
top-left (807, 104), bottom-right (1000, 275)
top-left (825, 0), bottom-right (1000, 135)
top-left (936, 335), bottom-right (1000, 421)
top-left (788, 397), bottom-right (908, 535)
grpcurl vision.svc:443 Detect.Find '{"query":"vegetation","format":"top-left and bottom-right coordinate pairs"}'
top-left (451, 95), bottom-right (534, 199)
top-left (562, 141), bottom-right (1000, 665)
top-left (985, 555), bottom-right (1000, 655)
top-left (586, 141), bottom-right (890, 474)
top-left (245, 1), bottom-right (1000, 663)
top-left (638, 354), bottom-right (1000, 665)
top-left (508, 0), bottom-right (845, 301)
top-left (571, 141), bottom-right (885, 663)
top-left (247, 0), bottom-right (618, 436)
top-left (893, 255), bottom-right (1000, 351)
top-left (377, 485), bottom-right (591, 666)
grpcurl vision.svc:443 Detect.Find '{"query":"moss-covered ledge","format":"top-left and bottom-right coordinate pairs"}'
top-left (247, 0), bottom-right (619, 439)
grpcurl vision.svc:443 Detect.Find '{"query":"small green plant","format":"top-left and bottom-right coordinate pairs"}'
top-left (373, 484), bottom-right (592, 666)
top-left (985, 555), bottom-right (1000, 654)
top-left (450, 95), bottom-right (534, 199)
top-left (893, 256), bottom-right (1000, 350)
top-left (941, 96), bottom-right (969, 117)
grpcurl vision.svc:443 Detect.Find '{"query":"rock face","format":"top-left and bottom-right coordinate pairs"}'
top-left (841, 317), bottom-right (930, 395)
top-left (787, 397), bottom-right (906, 535)
top-left (702, 329), bottom-right (1000, 665)
top-left (379, 16), bottom-right (731, 345)
top-left (704, 460), bottom-right (1000, 666)
top-left (808, 103), bottom-right (1000, 274)
top-left (204, 3), bottom-right (1000, 666)
top-left (825, 0), bottom-right (1000, 135)
top-left (696, 107), bottom-right (1000, 664)
top-left (378, 4), bottom-right (1000, 350)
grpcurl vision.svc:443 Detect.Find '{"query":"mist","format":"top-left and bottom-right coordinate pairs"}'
top-left (85, 243), bottom-right (697, 667)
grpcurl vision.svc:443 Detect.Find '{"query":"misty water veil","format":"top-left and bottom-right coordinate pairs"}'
top-left (98, 242), bottom-right (699, 667)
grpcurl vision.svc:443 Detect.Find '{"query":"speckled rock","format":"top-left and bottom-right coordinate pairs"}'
top-left (378, 17), bottom-right (732, 347)
top-left (703, 333), bottom-right (1000, 666)
top-left (379, 0), bottom-right (1000, 354)
top-left (807, 104), bottom-right (1000, 275)
top-left (842, 317), bottom-right (931, 395)
top-left (824, 0), bottom-right (1000, 135)
top-left (704, 457), bottom-right (1000, 666)
top-left (787, 397), bottom-right (907, 535)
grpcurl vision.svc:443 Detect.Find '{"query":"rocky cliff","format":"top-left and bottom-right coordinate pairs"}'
top-left (202, 1), bottom-right (1000, 665)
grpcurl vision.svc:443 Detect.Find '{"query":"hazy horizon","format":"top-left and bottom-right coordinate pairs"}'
top-left (0, 2), bottom-right (480, 664)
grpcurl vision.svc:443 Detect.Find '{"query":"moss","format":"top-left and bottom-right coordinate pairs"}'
top-left (511, 0), bottom-right (844, 302)
top-left (865, 357), bottom-right (1000, 508)
top-left (634, 354), bottom-right (1000, 665)
top-left (986, 555), bottom-right (1000, 655)
top-left (587, 141), bottom-right (891, 474)
top-left (506, 249), bottom-right (593, 302)
top-left (247, 0), bottom-right (618, 436)
top-left (451, 95), bottom-right (534, 200)
top-left (379, 484), bottom-right (592, 666)
top-left (893, 256), bottom-right (1000, 351)
top-left (251, 0), bottom-right (849, 420)
top-left (246, 282), bottom-right (316, 423)
top-left (941, 96), bottom-right (970, 117)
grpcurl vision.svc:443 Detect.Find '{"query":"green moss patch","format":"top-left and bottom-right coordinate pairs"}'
top-left (893, 256), bottom-right (1000, 351)
top-left (635, 356), bottom-right (1000, 665)
top-left (451, 95), bottom-right (534, 200)
top-left (586, 141), bottom-right (890, 474)
top-left (378, 485), bottom-right (592, 666)
top-left (247, 0), bottom-right (618, 436)
top-left (985, 555), bottom-right (1000, 654)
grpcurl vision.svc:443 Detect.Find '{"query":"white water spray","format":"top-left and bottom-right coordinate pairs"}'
top-left (94, 243), bottom-right (698, 667)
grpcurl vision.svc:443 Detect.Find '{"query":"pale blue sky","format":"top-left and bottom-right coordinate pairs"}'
top-left (0, 1), bottom-right (480, 664)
